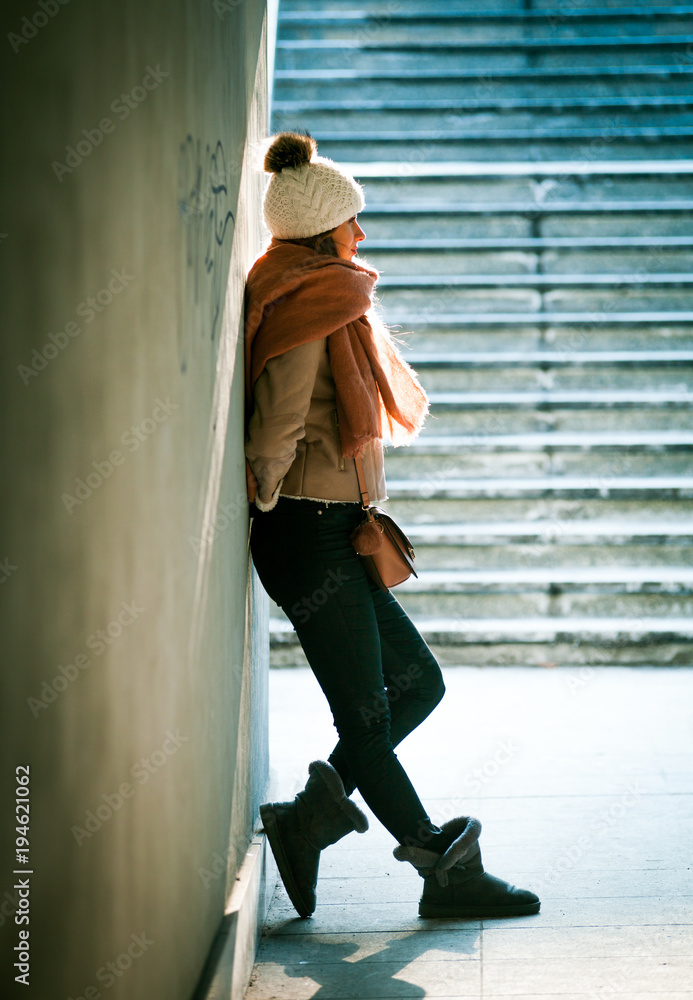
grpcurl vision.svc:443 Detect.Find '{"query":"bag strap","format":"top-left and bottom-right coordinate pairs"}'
top-left (354, 454), bottom-right (370, 510)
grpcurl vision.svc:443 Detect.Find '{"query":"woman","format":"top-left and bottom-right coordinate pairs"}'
top-left (245, 132), bottom-right (540, 920)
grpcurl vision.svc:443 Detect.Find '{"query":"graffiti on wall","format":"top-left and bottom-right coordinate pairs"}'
top-left (177, 135), bottom-right (237, 371)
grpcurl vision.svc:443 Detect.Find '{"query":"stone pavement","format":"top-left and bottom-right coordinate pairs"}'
top-left (246, 665), bottom-right (693, 1000)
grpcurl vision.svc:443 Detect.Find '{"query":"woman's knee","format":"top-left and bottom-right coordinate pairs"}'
top-left (431, 666), bottom-right (446, 707)
top-left (395, 650), bottom-right (445, 708)
top-left (415, 672), bottom-right (445, 720)
top-left (418, 644), bottom-right (445, 705)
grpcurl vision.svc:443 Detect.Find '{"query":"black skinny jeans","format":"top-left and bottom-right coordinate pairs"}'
top-left (250, 495), bottom-right (450, 850)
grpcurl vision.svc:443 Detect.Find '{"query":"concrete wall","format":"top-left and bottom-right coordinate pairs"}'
top-left (0, 1), bottom-right (269, 997)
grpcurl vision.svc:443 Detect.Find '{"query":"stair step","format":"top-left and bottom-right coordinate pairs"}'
top-left (366, 203), bottom-right (693, 216)
top-left (269, 631), bottom-right (693, 665)
top-left (408, 350), bottom-right (693, 365)
top-left (402, 545), bottom-right (693, 570)
top-left (399, 333), bottom-right (693, 358)
top-left (276, 72), bottom-right (693, 103)
top-left (269, 615), bottom-right (693, 639)
top-left (386, 311), bottom-right (693, 324)
top-left (388, 452), bottom-right (693, 481)
top-left (277, 44), bottom-right (693, 75)
top-left (277, 96), bottom-right (693, 112)
top-left (317, 139), bottom-right (693, 162)
top-left (276, 64), bottom-right (693, 80)
top-left (278, 35), bottom-right (693, 51)
top-left (410, 362), bottom-right (692, 391)
top-left (386, 476), bottom-right (693, 498)
top-left (280, 0), bottom-right (690, 10)
top-left (363, 192), bottom-right (693, 216)
top-left (347, 160), bottom-right (693, 176)
top-left (366, 216), bottom-right (693, 240)
top-left (387, 453), bottom-right (692, 481)
top-left (385, 298), bottom-right (693, 318)
top-left (379, 273), bottom-right (693, 287)
top-left (414, 366), bottom-right (692, 391)
top-left (269, 621), bottom-right (693, 665)
top-left (382, 292), bottom-right (693, 314)
top-left (273, 86), bottom-right (692, 107)
top-left (403, 521), bottom-right (693, 544)
top-left (364, 249), bottom-right (693, 276)
top-left (364, 237), bottom-right (693, 251)
top-left (399, 566), bottom-right (693, 591)
top-left (280, 24), bottom-right (693, 46)
top-left (372, 230), bottom-right (691, 248)
top-left (313, 127), bottom-right (693, 141)
top-left (403, 408), bottom-right (693, 434)
top-left (427, 390), bottom-right (693, 406)
top-left (404, 431), bottom-right (693, 451)
top-left (385, 495), bottom-right (693, 525)
top-left (279, 6), bottom-right (693, 24)
top-left (403, 352), bottom-right (693, 376)
top-left (282, 27), bottom-right (693, 38)
top-left (377, 590), bottom-right (693, 621)
top-left (276, 112), bottom-right (693, 135)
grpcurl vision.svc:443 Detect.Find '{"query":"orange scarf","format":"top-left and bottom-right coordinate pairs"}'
top-left (244, 240), bottom-right (429, 459)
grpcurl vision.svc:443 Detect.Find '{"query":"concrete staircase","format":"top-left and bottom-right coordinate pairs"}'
top-left (269, 0), bottom-right (693, 666)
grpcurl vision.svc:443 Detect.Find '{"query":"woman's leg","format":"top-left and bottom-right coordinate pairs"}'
top-left (327, 587), bottom-right (445, 797)
top-left (250, 497), bottom-right (448, 850)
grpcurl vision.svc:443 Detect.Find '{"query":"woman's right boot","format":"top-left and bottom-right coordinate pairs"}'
top-left (260, 759), bottom-right (368, 918)
top-left (394, 815), bottom-right (540, 918)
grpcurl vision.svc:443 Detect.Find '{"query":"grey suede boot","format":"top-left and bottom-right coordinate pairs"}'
top-left (394, 815), bottom-right (540, 918)
top-left (260, 760), bottom-right (368, 918)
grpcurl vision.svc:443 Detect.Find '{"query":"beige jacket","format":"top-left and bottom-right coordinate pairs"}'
top-left (246, 337), bottom-right (387, 510)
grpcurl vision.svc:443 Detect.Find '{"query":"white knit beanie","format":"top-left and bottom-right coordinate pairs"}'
top-left (262, 132), bottom-right (365, 239)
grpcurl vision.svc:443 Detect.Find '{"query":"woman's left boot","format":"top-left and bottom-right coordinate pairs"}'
top-left (394, 815), bottom-right (540, 918)
top-left (260, 760), bottom-right (368, 918)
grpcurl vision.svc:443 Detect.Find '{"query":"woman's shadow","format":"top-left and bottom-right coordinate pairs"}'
top-left (266, 919), bottom-right (481, 998)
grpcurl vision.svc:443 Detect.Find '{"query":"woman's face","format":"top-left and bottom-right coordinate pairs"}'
top-left (331, 216), bottom-right (366, 261)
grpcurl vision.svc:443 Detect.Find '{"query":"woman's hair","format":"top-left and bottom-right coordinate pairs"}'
top-left (277, 230), bottom-right (339, 258)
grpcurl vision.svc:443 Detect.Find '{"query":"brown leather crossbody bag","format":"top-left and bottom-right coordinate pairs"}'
top-left (349, 455), bottom-right (418, 592)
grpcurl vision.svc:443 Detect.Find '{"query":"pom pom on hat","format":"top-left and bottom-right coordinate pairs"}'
top-left (264, 132), bottom-right (316, 173)
top-left (262, 131), bottom-right (365, 240)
